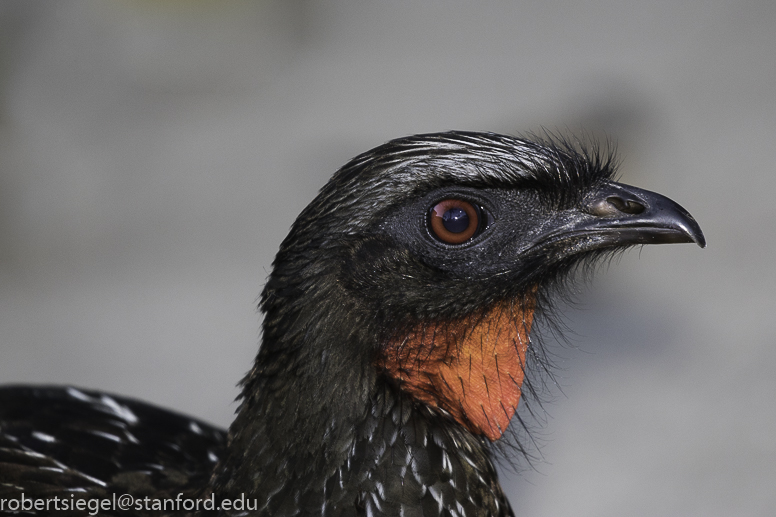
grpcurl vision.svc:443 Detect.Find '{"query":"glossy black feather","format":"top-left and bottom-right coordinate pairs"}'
top-left (0, 386), bottom-right (224, 512)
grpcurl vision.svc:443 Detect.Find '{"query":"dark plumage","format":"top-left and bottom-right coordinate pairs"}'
top-left (0, 131), bottom-right (704, 516)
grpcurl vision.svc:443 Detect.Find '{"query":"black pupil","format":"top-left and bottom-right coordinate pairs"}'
top-left (442, 207), bottom-right (469, 233)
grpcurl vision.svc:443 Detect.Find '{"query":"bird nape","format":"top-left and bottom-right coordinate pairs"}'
top-left (0, 131), bottom-right (704, 516)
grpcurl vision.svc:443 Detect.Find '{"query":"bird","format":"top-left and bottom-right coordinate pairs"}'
top-left (0, 131), bottom-right (704, 516)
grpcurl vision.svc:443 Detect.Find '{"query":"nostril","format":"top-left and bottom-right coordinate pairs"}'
top-left (586, 195), bottom-right (647, 217)
top-left (606, 196), bottom-right (645, 215)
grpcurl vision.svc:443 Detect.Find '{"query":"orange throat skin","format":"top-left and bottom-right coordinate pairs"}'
top-left (378, 297), bottom-right (535, 441)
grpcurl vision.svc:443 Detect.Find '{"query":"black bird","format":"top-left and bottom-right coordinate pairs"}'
top-left (0, 131), bottom-right (704, 516)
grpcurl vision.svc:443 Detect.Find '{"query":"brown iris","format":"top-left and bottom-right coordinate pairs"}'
top-left (429, 199), bottom-right (480, 244)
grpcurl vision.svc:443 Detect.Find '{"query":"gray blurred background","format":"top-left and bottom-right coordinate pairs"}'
top-left (0, 1), bottom-right (773, 515)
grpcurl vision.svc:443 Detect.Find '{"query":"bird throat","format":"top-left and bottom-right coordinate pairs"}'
top-left (379, 297), bottom-right (534, 441)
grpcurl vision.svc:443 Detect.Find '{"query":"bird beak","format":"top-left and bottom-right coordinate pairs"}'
top-left (583, 182), bottom-right (705, 247)
top-left (534, 182), bottom-right (706, 252)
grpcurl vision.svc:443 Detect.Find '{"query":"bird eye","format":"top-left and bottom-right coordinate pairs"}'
top-left (428, 199), bottom-right (487, 244)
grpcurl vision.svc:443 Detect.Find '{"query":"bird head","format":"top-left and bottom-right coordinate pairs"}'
top-left (256, 131), bottom-right (704, 443)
